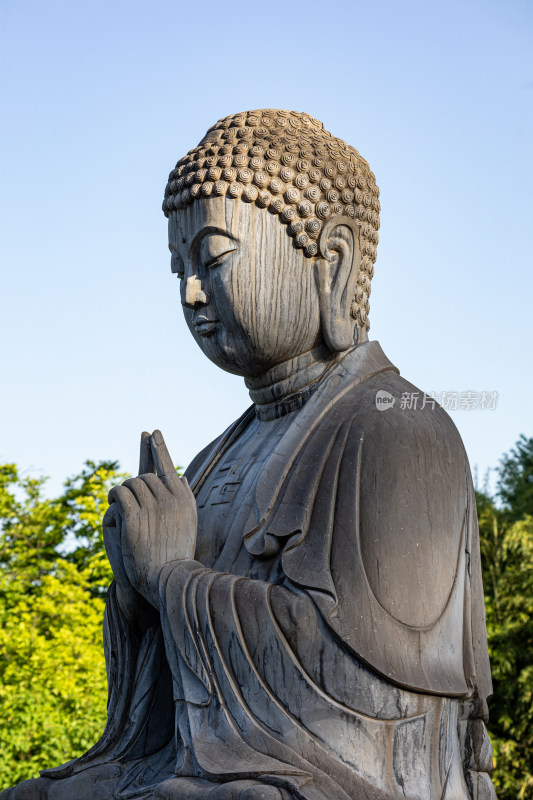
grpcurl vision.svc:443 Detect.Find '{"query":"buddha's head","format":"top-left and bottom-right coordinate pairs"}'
top-left (163, 110), bottom-right (380, 379)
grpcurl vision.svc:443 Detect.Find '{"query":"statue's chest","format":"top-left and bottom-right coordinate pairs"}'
top-left (193, 412), bottom-right (293, 576)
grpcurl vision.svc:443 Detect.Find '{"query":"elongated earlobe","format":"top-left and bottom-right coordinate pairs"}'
top-left (315, 216), bottom-right (362, 352)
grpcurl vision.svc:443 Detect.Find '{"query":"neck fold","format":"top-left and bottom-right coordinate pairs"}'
top-left (246, 345), bottom-right (354, 421)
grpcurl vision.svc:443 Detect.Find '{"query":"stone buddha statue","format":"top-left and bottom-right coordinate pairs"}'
top-left (2, 110), bottom-right (496, 800)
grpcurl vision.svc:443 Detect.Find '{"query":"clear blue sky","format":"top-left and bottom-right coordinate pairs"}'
top-left (1, 0), bottom-right (532, 497)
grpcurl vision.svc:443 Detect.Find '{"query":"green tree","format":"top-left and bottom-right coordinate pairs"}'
top-left (498, 434), bottom-right (533, 523)
top-left (0, 461), bottom-right (126, 786)
top-left (477, 438), bottom-right (533, 799)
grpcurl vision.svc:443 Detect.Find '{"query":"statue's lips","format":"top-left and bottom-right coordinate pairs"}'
top-left (194, 317), bottom-right (218, 337)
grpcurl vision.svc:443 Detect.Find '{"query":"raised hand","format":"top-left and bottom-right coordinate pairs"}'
top-left (107, 430), bottom-right (198, 609)
top-left (102, 433), bottom-right (156, 628)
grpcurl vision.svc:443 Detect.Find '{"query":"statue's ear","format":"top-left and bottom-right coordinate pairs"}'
top-left (315, 216), bottom-right (362, 352)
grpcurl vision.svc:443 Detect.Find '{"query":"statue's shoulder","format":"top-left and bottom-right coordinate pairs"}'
top-left (329, 342), bottom-right (464, 459)
top-left (339, 368), bottom-right (470, 631)
top-left (343, 364), bottom-right (466, 467)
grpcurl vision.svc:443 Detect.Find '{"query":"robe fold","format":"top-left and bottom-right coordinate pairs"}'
top-left (41, 341), bottom-right (493, 800)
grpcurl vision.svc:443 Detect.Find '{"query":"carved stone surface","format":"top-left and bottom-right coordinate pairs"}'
top-left (1, 111), bottom-right (496, 800)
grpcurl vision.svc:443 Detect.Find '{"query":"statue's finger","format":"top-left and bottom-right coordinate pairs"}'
top-left (103, 504), bottom-right (120, 528)
top-left (122, 476), bottom-right (156, 510)
top-left (180, 475), bottom-right (195, 499)
top-left (103, 509), bottom-right (121, 551)
top-left (108, 485), bottom-right (140, 518)
top-left (102, 506), bottom-right (128, 580)
top-left (150, 430), bottom-right (177, 479)
top-left (141, 471), bottom-right (171, 501)
top-left (139, 431), bottom-right (156, 475)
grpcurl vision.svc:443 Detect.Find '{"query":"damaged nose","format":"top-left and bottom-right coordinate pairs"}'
top-left (185, 274), bottom-right (208, 306)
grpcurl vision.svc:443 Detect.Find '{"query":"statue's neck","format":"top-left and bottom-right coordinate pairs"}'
top-left (245, 345), bottom-right (353, 422)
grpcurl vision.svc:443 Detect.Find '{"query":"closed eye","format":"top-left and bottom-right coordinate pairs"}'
top-left (205, 248), bottom-right (237, 268)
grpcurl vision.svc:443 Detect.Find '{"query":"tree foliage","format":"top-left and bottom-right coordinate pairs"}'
top-left (497, 434), bottom-right (533, 524)
top-left (477, 437), bottom-right (533, 799)
top-left (0, 461), bottom-right (126, 785)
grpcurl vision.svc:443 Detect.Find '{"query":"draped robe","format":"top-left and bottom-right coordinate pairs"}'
top-left (39, 341), bottom-right (494, 800)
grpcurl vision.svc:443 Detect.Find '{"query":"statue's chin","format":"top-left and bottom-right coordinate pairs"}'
top-left (188, 326), bottom-right (262, 378)
top-left (188, 317), bottom-right (329, 380)
top-left (191, 331), bottom-right (253, 378)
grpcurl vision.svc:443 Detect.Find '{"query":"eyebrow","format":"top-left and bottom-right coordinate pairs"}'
top-left (169, 225), bottom-right (238, 255)
top-left (190, 226), bottom-right (239, 253)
